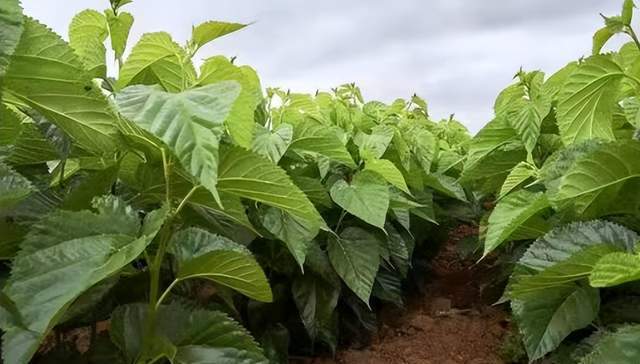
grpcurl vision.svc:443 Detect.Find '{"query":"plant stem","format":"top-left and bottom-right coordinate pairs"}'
top-left (161, 148), bottom-right (171, 205)
top-left (627, 26), bottom-right (640, 52)
top-left (175, 185), bottom-right (200, 215)
top-left (335, 210), bottom-right (347, 233)
top-left (155, 279), bottom-right (179, 310)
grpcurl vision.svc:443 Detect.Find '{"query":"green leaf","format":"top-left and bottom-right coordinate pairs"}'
top-left (116, 32), bottom-right (195, 92)
top-left (498, 161), bottom-right (537, 199)
top-left (196, 56), bottom-right (263, 148)
top-left (176, 250), bottom-right (272, 302)
top-left (422, 173), bottom-right (467, 202)
top-left (191, 21), bottom-right (247, 52)
top-left (258, 206), bottom-right (316, 269)
top-left (593, 27), bottom-right (615, 55)
top-left (0, 0), bottom-right (23, 90)
top-left (292, 274), bottom-right (339, 342)
top-left (330, 170), bottom-right (389, 229)
top-left (364, 158), bottom-right (410, 194)
top-left (519, 220), bottom-right (639, 271)
top-left (218, 145), bottom-right (323, 229)
top-left (115, 82), bottom-right (242, 203)
top-left (105, 9), bottom-right (134, 60)
top-left (556, 56), bottom-right (623, 145)
top-left (4, 18), bottom-right (122, 154)
top-left (622, 0), bottom-right (635, 25)
top-left (551, 141), bottom-right (640, 216)
top-left (0, 162), bottom-right (35, 210)
top-left (175, 345), bottom-right (267, 364)
top-left (512, 284), bottom-right (599, 361)
top-left (289, 121), bottom-right (356, 168)
top-left (68, 9), bottom-right (108, 77)
top-left (251, 123), bottom-right (292, 163)
top-left (507, 95), bottom-right (551, 153)
top-left (580, 325), bottom-right (640, 364)
top-left (354, 125), bottom-right (394, 160)
top-left (291, 176), bottom-right (332, 209)
top-left (590, 252), bottom-right (640, 287)
top-left (484, 189), bottom-right (549, 256)
top-left (168, 227), bottom-right (250, 266)
top-left (327, 227), bottom-right (380, 305)
top-left (1, 198), bottom-right (168, 364)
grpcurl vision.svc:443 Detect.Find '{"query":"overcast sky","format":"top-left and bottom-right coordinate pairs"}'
top-left (23, 0), bottom-right (628, 133)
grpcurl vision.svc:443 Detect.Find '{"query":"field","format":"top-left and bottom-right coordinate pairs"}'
top-left (2, 0), bottom-right (640, 363)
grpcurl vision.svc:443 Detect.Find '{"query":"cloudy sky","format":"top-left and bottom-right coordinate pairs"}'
top-left (23, 0), bottom-right (627, 132)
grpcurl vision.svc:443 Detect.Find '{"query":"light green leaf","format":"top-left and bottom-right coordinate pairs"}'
top-left (105, 9), bottom-right (134, 60)
top-left (327, 227), bottom-right (380, 305)
top-left (580, 325), bottom-right (640, 364)
top-left (551, 140), bottom-right (640, 216)
top-left (622, 97), bottom-right (640, 128)
top-left (0, 162), bottom-right (35, 210)
top-left (0, 0), bottom-right (23, 89)
top-left (593, 27), bottom-right (615, 55)
top-left (364, 158), bottom-right (410, 194)
top-left (354, 125), bottom-right (394, 160)
top-left (251, 123), bottom-right (292, 163)
top-left (330, 170), bottom-right (389, 229)
top-left (519, 220), bottom-right (639, 271)
top-left (217, 145), bottom-right (323, 229)
top-left (498, 161), bottom-right (537, 199)
top-left (507, 95), bottom-right (551, 153)
top-left (1, 198), bottom-right (168, 364)
top-left (590, 252), bottom-right (640, 287)
top-left (512, 284), bottom-right (599, 361)
top-left (292, 274), bottom-right (339, 342)
top-left (622, 0), bottom-right (635, 25)
top-left (116, 32), bottom-right (195, 92)
top-left (289, 121), bottom-right (356, 168)
top-left (68, 9), bottom-right (108, 77)
top-left (176, 250), bottom-right (273, 302)
top-left (196, 56), bottom-right (263, 148)
top-left (191, 21), bottom-right (247, 52)
top-left (484, 189), bottom-right (549, 256)
top-left (4, 18), bottom-right (122, 154)
top-left (115, 82), bottom-right (242, 203)
top-left (556, 56), bottom-right (623, 145)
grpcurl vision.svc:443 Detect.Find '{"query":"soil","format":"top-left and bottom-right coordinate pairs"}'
top-left (301, 225), bottom-right (511, 364)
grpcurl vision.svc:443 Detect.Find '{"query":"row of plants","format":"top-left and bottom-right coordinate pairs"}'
top-left (0, 0), bottom-right (472, 363)
top-left (471, 0), bottom-right (640, 362)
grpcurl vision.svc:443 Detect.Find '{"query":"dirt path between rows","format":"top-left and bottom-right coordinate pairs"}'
top-left (305, 225), bottom-right (511, 364)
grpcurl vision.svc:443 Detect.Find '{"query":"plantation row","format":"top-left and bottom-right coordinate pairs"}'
top-left (1, 0), bottom-right (640, 363)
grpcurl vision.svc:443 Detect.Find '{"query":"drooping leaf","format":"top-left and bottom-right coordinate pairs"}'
top-left (292, 274), bottom-right (339, 342)
top-left (327, 227), bottom-right (380, 305)
top-left (551, 140), bottom-right (640, 216)
top-left (4, 18), bottom-right (122, 154)
top-left (556, 56), bottom-right (622, 145)
top-left (590, 252), bottom-right (640, 287)
top-left (592, 27), bottom-right (615, 55)
top-left (258, 206), bottom-right (316, 269)
top-left (196, 56), bottom-right (263, 148)
top-left (116, 32), bottom-right (195, 92)
top-left (580, 325), bottom-right (640, 364)
top-left (68, 9), bottom-right (108, 77)
top-left (168, 227), bottom-right (250, 266)
top-left (512, 284), bottom-right (599, 361)
top-left (484, 189), bottom-right (549, 256)
top-left (330, 170), bottom-right (389, 229)
top-left (251, 123), bottom-right (292, 163)
top-left (190, 21), bottom-right (247, 52)
top-left (1, 198), bottom-right (168, 364)
top-left (422, 173), bottom-right (467, 202)
top-left (105, 9), bottom-right (134, 60)
top-left (115, 82), bottom-right (242, 203)
top-left (176, 250), bottom-right (272, 302)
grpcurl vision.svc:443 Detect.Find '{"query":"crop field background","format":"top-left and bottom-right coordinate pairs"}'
top-left (1, 0), bottom-right (640, 363)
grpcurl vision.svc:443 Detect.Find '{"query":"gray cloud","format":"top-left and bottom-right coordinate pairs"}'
top-left (23, 0), bottom-right (627, 132)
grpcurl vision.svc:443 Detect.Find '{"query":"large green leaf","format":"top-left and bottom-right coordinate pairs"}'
top-left (68, 9), bottom-right (108, 77)
top-left (0, 162), bottom-right (35, 210)
top-left (354, 125), bottom-right (394, 160)
top-left (176, 250), bottom-right (273, 302)
top-left (258, 206), bottom-right (316, 269)
top-left (327, 227), bottom-right (380, 305)
top-left (190, 21), bottom-right (247, 52)
top-left (288, 121), bottom-right (356, 168)
top-left (116, 32), bottom-right (195, 92)
top-left (292, 274), bottom-right (339, 343)
top-left (115, 82), bottom-right (242, 202)
top-left (330, 170), bottom-right (389, 229)
top-left (196, 56), bottom-right (263, 148)
top-left (484, 189), bottom-right (549, 256)
top-left (580, 325), bottom-right (640, 364)
top-left (519, 220), bottom-right (638, 271)
top-left (551, 140), bottom-right (640, 216)
top-left (4, 18), bottom-right (122, 154)
top-left (168, 227), bottom-right (250, 266)
top-left (1, 197), bottom-right (168, 364)
top-left (498, 161), bottom-right (537, 199)
top-left (512, 284), bottom-right (599, 361)
top-left (0, 0), bottom-right (23, 91)
top-left (506, 86), bottom-right (552, 153)
top-left (105, 9), bottom-right (134, 60)
top-left (590, 252), bottom-right (640, 287)
top-left (364, 158), bottom-right (410, 194)
top-left (556, 56), bottom-right (623, 145)
top-left (251, 123), bottom-right (292, 163)
top-left (217, 145), bottom-right (322, 230)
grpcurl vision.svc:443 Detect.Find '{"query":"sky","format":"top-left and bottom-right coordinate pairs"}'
top-left (22, 0), bottom-right (628, 133)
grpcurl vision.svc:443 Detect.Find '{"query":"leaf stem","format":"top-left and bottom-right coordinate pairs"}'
top-left (155, 279), bottom-right (179, 310)
top-left (334, 210), bottom-right (347, 233)
top-left (175, 185), bottom-right (200, 215)
top-left (627, 26), bottom-right (640, 52)
top-left (161, 148), bottom-right (171, 205)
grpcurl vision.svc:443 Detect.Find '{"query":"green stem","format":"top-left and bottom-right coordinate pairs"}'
top-left (175, 185), bottom-right (200, 215)
top-left (155, 279), bottom-right (179, 310)
top-left (161, 149), bottom-right (171, 205)
top-left (627, 26), bottom-right (640, 53)
top-left (334, 210), bottom-right (347, 233)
